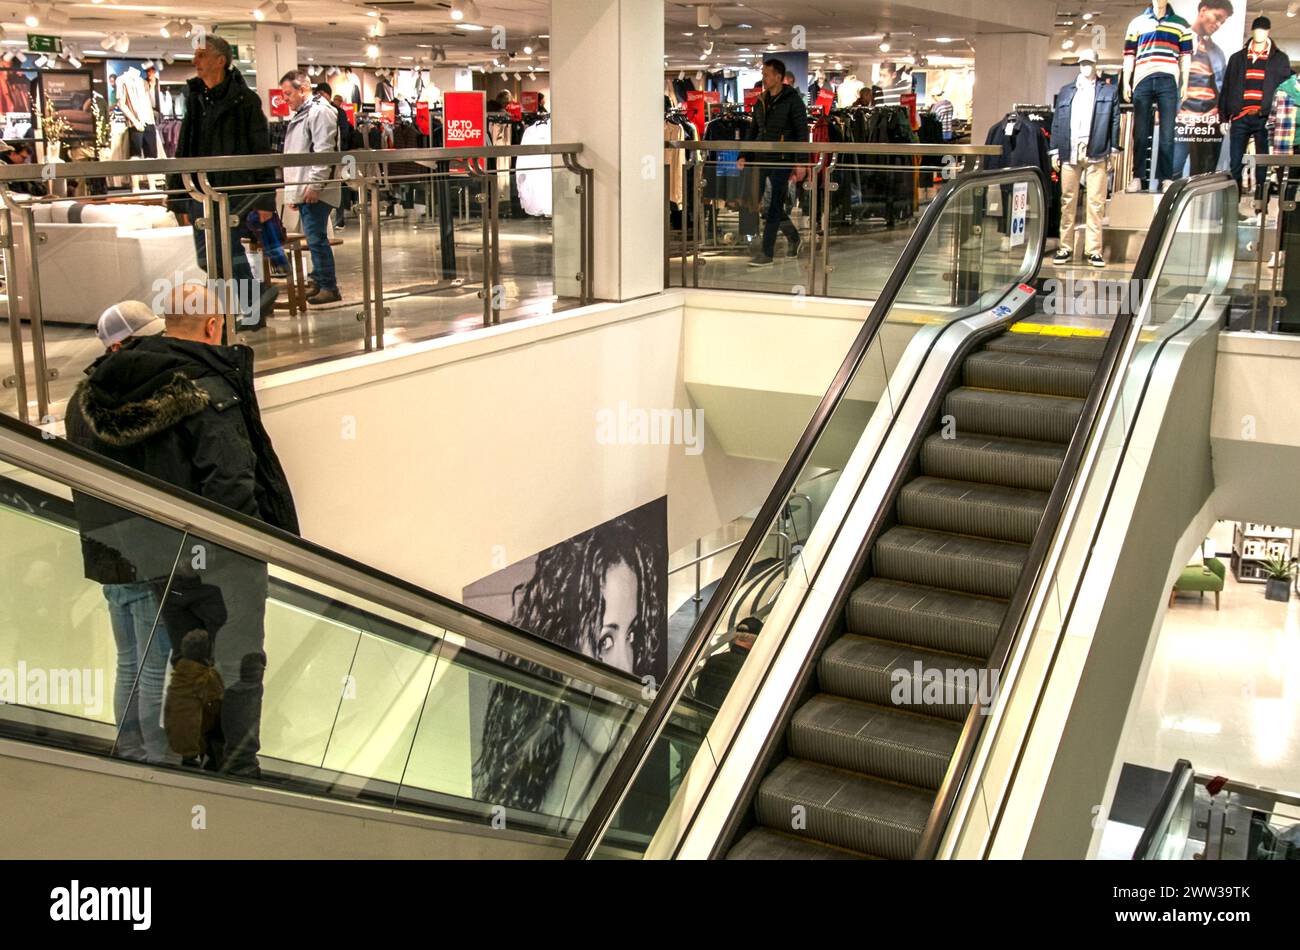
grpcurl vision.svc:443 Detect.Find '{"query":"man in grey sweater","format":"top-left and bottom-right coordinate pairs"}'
top-left (279, 70), bottom-right (342, 305)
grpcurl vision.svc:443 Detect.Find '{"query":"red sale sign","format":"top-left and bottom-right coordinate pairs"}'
top-left (378, 101), bottom-right (395, 122)
top-left (521, 91), bottom-right (539, 113)
top-left (744, 87), bottom-right (760, 111)
top-left (506, 102), bottom-right (522, 121)
top-left (415, 101), bottom-right (430, 135)
top-left (901, 92), bottom-right (918, 130)
top-left (341, 103), bottom-right (356, 126)
top-left (443, 90), bottom-right (486, 148)
top-left (268, 90), bottom-right (289, 118)
top-left (815, 89), bottom-right (834, 113)
top-left (686, 89), bottom-right (706, 136)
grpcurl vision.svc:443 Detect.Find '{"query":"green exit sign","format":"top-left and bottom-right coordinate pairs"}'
top-left (27, 34), bottom-right (62, 54)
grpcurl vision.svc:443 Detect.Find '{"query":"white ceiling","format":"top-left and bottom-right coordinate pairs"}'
top-left (2, 1), bottom-right (1290, 75)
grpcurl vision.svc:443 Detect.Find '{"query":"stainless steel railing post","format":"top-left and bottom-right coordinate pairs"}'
top-left (0, 198), bottom-right (30, 423)
top-left (369, 174), bottom-right (386, 347)
top-left (354, 161), bottom-right (375, 352)
top-left (819, 155), bottom-right (838, 297)
top-left (0, 188), bottom-right (53, 421)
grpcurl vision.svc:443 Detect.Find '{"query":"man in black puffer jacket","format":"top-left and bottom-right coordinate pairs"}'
top-left (165, 35), bottom-right (278, 331)
top-left (737, 58), bottom-right (809, 267)
top-left (65, 283), bottom-right (297, 777)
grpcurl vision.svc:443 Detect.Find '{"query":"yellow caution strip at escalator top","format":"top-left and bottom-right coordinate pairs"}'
top-left (1009, 321), bottom-right (1107, 337)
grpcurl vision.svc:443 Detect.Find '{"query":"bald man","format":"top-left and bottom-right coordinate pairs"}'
top-left (65, 281), bottom-right (296, 777)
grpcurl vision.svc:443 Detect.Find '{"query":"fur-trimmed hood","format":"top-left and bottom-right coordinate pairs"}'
top-left (72, 336), bottom-right (241, 447)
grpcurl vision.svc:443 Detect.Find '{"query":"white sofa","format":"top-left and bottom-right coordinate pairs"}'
top-left (9, 197), bottom-right (203, 326)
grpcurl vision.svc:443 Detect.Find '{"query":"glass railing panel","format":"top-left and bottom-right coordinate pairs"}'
top-left (0, 428), bottom-right (680, 839)
top-left (0, 463), bottom-right (186, 762)
top-left (822, 152), bottom-right (961, 301)
top-left (223, 175), bottom-right (371, 369)
top-left (397, 635), bottom-right (667, 841)
top-left (491, 158), bottom-right (582, 327)
top-left (367, 159), bottom-right (488, 349)
top-left (578, 167), bottom-right (1046, 858)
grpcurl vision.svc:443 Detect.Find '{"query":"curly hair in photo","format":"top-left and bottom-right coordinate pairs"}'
top-left (472, 516), bottom-right (664, 814)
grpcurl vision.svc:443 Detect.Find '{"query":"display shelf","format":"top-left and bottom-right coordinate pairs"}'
top-left (1231, 522), bottom-right (1295, 583)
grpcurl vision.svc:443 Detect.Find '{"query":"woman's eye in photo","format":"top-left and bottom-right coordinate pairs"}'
top-left (596, 633), bottom-right (614, 656)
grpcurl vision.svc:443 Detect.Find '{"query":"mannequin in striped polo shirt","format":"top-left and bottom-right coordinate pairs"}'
top-left (1122, 0), bottom-right (1193, 192)
top-left (1221, 16), bottom-right (1293, 199)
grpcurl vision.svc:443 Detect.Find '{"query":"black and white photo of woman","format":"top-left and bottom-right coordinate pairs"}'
top-left (472, 511), bottom-right (666, 822)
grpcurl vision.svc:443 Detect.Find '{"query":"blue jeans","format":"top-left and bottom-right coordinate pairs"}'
top-left (104, 582), bottom-right (173, 764)
top-left (1230, 113), bottom-right (1269, 197)
top-left (760, 166), bottom-right (798, 257)
top-left (188, 199), bottom-right (267, 326)
top-left (1132, 73), bottom-right (1179, 186)
top-left (297, 200), bottom-right (338, 292)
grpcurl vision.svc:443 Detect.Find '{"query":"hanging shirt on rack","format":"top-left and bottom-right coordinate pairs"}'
top-left (517, 120), bottom-right (552, 217)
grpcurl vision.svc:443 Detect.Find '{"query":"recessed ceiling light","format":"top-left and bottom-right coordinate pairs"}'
top-left (459, 23), bottom-right (486, 32)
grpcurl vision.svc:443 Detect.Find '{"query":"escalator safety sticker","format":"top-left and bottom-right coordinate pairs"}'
top-left (1009, 182), bottom-right (1028, 247)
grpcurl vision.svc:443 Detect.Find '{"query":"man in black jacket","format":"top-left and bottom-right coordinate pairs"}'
top-left (65, 283), bottom-right (297, 776)
top-left (165, 36), bottom-right (278, 331)
top-left (737, 58), bottom-right (808, 266)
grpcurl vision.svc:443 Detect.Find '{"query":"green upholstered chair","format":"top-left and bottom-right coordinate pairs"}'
top-left (1170, 557), bottom-right (1226, 609)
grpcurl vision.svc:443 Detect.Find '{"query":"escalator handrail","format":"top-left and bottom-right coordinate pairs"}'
top-left (567, 165), bottom-right (1050, 859)
top-left (0, 411), bottom-right (647, 705)
top-left (915, 171), bottom-right (1237, 858)
top-left (1133, 759), bottom-right (1195, 859)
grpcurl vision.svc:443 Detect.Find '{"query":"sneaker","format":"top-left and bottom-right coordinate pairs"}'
top-left (748, 254), bottom-right (774, 267)
top-left (267, 261), bottom-right (289, 279)
top-left (302, 279), bottom-right (319, 298)
top-left (307, 287), bottom-right (342, 305)
top-left (788, 234), bottom-right (802, 258)
top-left (1125, 178), bottom-right (1143, 194)
top-left (1086, 253), bottom-right (1105, 268)
top-left (1053, 247), bottom-right (1072, 264)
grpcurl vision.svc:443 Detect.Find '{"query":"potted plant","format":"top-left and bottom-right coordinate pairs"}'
top-left (1261, 557), bottom-right (1295, 603)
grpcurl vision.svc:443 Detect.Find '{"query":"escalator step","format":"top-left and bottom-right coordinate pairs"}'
top-left (846, 577), bottom-right (1006, 657)
top-left (985, 333), bottom-right (1108, 361)
top-left (727, 827), bottom-right (869, 860)
top-left (755, 759), bottom-right (932, 860)
top-left (944, 387), bottom-right (1083, 444)
top-left (898, 476), bottom-right (1047, 544)
top-left (819, 634), bottom-right (982, 722)
top-left (873, 526), bottom-right (1027, 599)
top-left (920, 432), bottom-right (1065, 492)
top-left (963, 350), bottom-right (1098, 399)
top-left (790, 694), bottom-right (961, 789)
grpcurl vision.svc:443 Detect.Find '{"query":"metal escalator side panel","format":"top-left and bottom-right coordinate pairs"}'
top-left (933, 176), bottom-right (1238, 859)
top-left (665, 288), bottom-right (1042, 859)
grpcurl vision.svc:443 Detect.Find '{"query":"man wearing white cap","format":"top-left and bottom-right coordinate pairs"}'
top-left (96, 300), bottom-right (167, 352)
top-left (1050, 48), bottom-right (1122, 268)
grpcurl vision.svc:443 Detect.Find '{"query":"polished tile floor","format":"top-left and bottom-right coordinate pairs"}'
top-left (1, 210), bottom-right (573, 421)
top-left (1120, 560), bottom-right (1300, 794)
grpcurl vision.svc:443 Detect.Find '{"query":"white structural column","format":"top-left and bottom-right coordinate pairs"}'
top-left (552, 0), bottom-right (665, 301)
top-left (252, 22), bottom-right (297, 111)
top-left (972, 32), bottom-right (1050, 147)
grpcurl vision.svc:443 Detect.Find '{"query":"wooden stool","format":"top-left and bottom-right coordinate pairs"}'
top-left (282, 232), bottom-right (344, 313)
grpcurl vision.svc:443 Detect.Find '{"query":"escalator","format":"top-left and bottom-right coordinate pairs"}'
top-left (569, 168), bottom-right (1239, 859)
top-left (0, 406), bottom-right (709, 856)
top-left (731, 330), bottom-right (1106, 859)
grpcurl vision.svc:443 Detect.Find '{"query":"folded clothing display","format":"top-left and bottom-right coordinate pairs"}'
top-left (30, 199), bottom-right (179, 230)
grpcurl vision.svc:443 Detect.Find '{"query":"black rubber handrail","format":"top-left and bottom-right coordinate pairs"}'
top-left (914, 171), bottom-right (1235, 858)
top-left (1133, 759), bottom-right (1195, 859)
top-left (566, 165), bottom-right (1049, 859)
